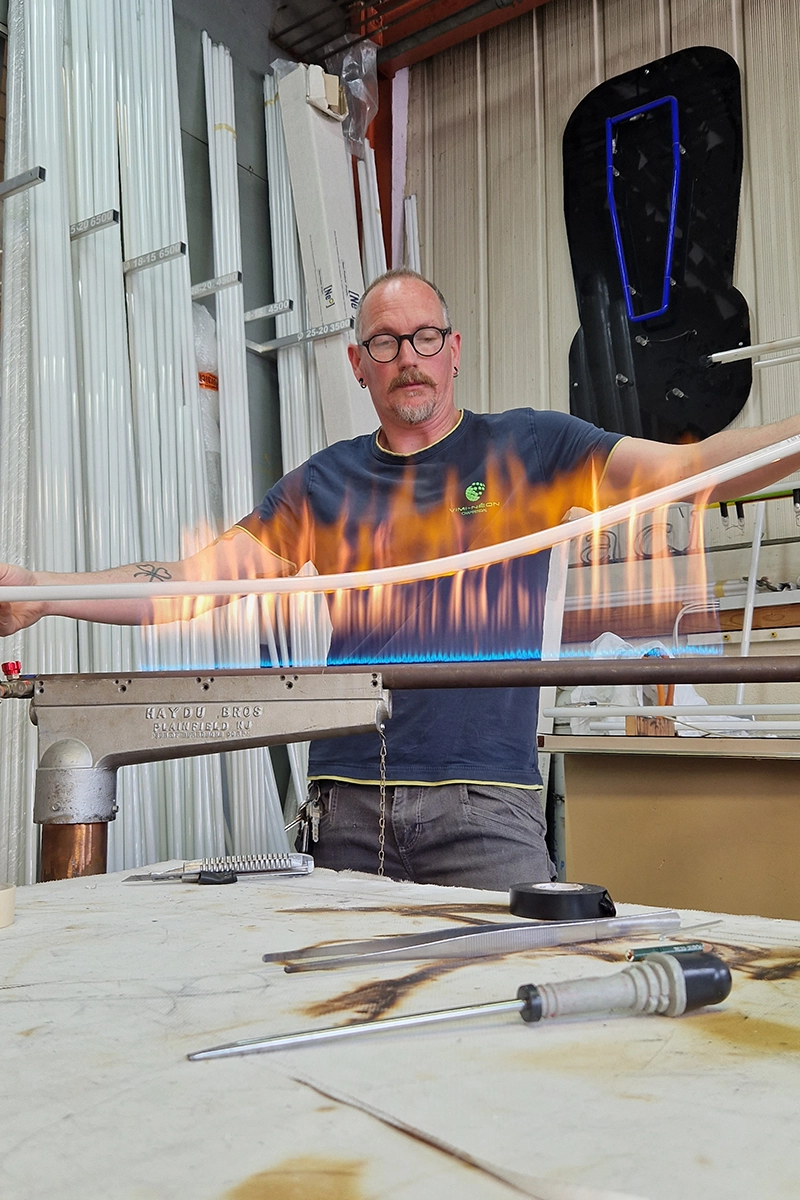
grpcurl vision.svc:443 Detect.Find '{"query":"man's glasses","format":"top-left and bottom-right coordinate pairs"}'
top-left (360, 326), bottom-right (451, 363)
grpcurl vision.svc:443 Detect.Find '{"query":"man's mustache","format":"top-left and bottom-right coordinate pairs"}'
top-left (388, 368), bottom-right (437, 393)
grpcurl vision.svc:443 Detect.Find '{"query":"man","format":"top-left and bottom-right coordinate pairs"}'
top-left (1, 268), bottom-right (799, 889)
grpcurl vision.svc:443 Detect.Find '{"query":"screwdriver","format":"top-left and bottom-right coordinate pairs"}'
top-left (188, 950), bottom-right (731, 1061)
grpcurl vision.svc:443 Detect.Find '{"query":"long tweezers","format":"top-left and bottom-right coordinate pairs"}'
top-left (263, 909), bottom-right (681, 971)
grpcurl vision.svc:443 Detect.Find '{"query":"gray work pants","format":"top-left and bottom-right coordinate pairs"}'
top-left (304, 780), bottom-right (556, 891)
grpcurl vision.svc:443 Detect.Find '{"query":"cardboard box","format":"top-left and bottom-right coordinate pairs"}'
top-left (278, 64), bottom-right (374, 444)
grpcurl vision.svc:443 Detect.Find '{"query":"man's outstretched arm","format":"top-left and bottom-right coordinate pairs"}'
top-left (599, 414), bottom-right (800, 507)
top-left (0, 528), bottom-right (289, 637)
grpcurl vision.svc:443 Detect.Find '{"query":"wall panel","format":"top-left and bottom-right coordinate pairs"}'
top-left (540, 0), bottom-right (603, 413)
top-left (484, 19), bottom-right (548, 410)
top-left (741, 0), bottom-right (800, 541)
top-left (602, 0), bottom-right (669, 78)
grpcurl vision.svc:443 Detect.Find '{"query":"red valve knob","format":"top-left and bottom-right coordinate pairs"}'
top-left (2, 661), bottom-right (22, 679)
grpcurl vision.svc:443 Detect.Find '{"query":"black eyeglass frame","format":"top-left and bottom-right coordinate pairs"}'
top-left (359, 325), bottom-right (452, 363)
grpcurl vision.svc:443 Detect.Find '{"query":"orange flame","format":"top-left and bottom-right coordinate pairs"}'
top-left (151, 448), bottom-right (716, 662)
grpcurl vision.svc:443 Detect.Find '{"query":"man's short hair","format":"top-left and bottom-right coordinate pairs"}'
top-left (354, 268), bottom-right (451, 342)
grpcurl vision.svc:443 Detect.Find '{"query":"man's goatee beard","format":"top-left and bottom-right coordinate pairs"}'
top-left (392, 397), bottom-right (437, 424)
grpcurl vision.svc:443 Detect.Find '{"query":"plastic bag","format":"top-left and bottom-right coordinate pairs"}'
top-left (325, 39), bottom-right (379, 158)
top-left (566, 632), bottom-right (712, 736)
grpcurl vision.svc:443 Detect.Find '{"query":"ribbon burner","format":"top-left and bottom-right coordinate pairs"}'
top-left (3, 653), bottom-right (800, 881)
top-left (0, 667), bottom-right (390, 880)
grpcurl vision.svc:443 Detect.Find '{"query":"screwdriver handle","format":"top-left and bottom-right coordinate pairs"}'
top-left (517, 952), bottom-right (731, 1022)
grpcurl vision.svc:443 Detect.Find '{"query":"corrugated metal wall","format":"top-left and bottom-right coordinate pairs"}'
top-left (406, 0), bottom-right (800, 548)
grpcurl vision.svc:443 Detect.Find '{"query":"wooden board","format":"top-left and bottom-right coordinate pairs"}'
top-left (564, 752), bottom-right (800, 918)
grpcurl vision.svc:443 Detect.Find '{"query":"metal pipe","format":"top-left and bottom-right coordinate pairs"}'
top-left (40, 822), bottom-right (107, 881)
top-left (6, 655), bottom-right (799, 697)
top-left (371, 657), bottom-right (800, 689)
top-left (544, 704), bottom-right (800, 717)
top-left (375, 0), bottom-right (524, 67)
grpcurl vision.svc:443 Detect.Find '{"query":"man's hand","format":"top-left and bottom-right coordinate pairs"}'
top-left (0, 563), bottom-right (46, 637)
top-left (0, 529), bottom-right (289, 635)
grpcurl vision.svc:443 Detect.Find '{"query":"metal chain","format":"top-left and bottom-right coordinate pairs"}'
top-left (378, 723), bottom-right (387, 876)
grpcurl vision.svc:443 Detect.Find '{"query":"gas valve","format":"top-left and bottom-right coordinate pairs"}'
top-left (0, 662), bottom-right (34, 699)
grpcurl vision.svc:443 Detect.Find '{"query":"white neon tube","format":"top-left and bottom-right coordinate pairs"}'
top-left (754, 350), bottom-right (800, 370)
top-left (203, 33), bottom-right (288, 855)
top-left (735, 499), bottom-right (766, 705)
top-left (4, 431), bottom-right (800, 605)
top-left (708, 333), bottom-right (800, 365)
top-left (0, 0), bottom-right (38, 887)
top-left (564, 720), bottom-right (800, 734)
top-left (544, 705), bottom-right (800, 717)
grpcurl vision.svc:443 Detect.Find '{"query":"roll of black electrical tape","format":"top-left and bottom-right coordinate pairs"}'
top-left (509, 882), bottom-right (616, 921)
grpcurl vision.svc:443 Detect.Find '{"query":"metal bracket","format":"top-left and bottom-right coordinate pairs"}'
top-left (191, 270), bottom-right (242, 300)
top-left (243, 299), bottom-right (293, 323)
top-left (246, 316), bottom-right (354, 356)
top-left (0, 165), bottom-right (46, 202)
top-left (123, 241), bottom-right (186, 276)
top-left (70, 208), bottom-right (120, 240)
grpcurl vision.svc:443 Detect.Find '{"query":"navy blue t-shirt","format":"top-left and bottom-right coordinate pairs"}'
top-left (238, 408), bottom-right (621, 787)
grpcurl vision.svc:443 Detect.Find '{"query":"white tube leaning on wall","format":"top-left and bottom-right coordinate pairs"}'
top-left (263, 70), bottom-right (330, 817)
top-left (22, 0), bottom-right (83, 887)
top-left (735, 500), bottom-right (766, 706)
top-left (0, 0), bottom-right (37, 887)
top-left (404, 194), bottom-right (421, 272)
top-left (356, 142), bottom-right (387, 286)
top-left (115, 0), bottom-right (225, 862)
top-left (66, 0), bottom-right (151, 871)
top-left (202, 31), bottom-right (288, 855)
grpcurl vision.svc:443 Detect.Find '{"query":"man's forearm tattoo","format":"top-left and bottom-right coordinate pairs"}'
top-left (133, 564), bottom-right (173, 582)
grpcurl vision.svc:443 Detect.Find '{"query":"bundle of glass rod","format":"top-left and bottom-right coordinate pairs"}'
top-left (65, 0), bottom-right (155, 872)
top-left (115, 0), bottom-right (225, 862)
top-left (262, 71), bottom-right (325, 472)
top-left (202, 33), bottom-right (287, 854)
top-left (357, 141), bottom-right (387, 285)
top-left (25, 0), bottom-right (84, 668)
top-left (263, 71), bottom-right (330, 816)
top-left (0, 0), bottom-right (38, 885)
top-left (403, 194), bottom-right (421, 272)
top-left (10, 0), bottom-right (85, 886)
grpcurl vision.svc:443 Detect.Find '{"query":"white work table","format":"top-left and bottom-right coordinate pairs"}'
top-left (2, 868), bottom-right (800, 1200)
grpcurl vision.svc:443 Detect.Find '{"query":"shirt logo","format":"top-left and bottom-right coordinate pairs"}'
top-left (450, 479), bottom-right (500, 515)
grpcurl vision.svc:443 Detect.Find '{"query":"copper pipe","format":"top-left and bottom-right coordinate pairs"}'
top-left (40, 823), bottom-right (108, 882)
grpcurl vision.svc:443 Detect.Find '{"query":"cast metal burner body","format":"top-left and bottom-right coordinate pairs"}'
top-left (2, 668), bottom-right (390, 880)
top-left (3, 654), bottom-right (798, 881)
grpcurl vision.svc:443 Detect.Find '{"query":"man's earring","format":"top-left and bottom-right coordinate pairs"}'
top-left (453, 367), bottom-right (459, 378)
top-left (359, 379), bottom-right (367, 389)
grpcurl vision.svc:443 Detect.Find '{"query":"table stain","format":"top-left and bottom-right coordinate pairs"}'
top-left (223, 1157), bottom-right (364, 1200)
top-left (302, 961), bottom-right (464, 1021)
top-left (715, 940), bottom-right (800, 982)
top-left (278, 902), bottom-right (509, 927)
top-left (691, 1010), bottom-right (800, 1055)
